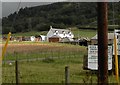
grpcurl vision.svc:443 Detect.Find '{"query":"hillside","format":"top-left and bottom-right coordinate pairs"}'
top-left (2, 2), bottom-right (120, 34)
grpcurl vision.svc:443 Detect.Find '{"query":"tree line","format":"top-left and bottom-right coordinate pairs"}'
top-left (2, 2), bottom-right (120, 34)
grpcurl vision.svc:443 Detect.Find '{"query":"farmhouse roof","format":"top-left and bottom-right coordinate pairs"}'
top-left (91, 33), bottom-right (114, 40)
top-left (50, 28), bottom-right (71, 34)
top-left (50, 35), bottom-right (61, 38)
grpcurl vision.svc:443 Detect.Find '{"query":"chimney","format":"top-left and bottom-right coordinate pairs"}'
top-left (69, 28), bottom-right (71, 31)
top-left (50, 26), bottom-right (52, 29)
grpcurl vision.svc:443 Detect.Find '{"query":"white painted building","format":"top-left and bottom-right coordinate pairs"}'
top-left (40, 35), bottom-right (46, 41)
top-left (46, 26), bottom-right (74, 42)
top-left (30, 36), bottom-right (35, 41)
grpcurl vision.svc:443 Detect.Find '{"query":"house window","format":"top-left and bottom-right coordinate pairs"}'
top-left (68, 32), bottom-right (71, 36)
top-left (55, 30), bottom-right (58, 35)
top-left (62, 31), bottom-right (65, 35)
top-left (56, 30), bottom-right (58, 34)
top-left (54, 30), bottom-right (59, 35)
top-left (53, 33), bottom-right (56, 35)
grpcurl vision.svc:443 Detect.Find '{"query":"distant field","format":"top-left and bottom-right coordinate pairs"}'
top-left (11, 31), bottom-right (48, 36)
top-left (2, 42), bottom-right (118, 83)
top-left (72, 29), bottom-right (97, 38)
top-left (3, 29), bottom-right (97, 39)
top-left (2, 42), bottom-right (86, 61)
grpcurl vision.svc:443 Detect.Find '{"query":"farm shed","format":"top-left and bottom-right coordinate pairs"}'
top-left (91, 33), bottom-right (114, 45)
top-left (30, 36), bottom-right (35, 41)
top-left (47, 26), bottom-right (74, 42)
top-left (21, 36), bottom-right (31, 41)
top-left (30, 35), bottom-right (46, 42)
top-left (60, 37), bottom-right (74, 43)
top-left (35, 35), bottom-right (42, 41)
top-left (30, 35), bottom-right (41, 42)
top-left (48, 35), bottom-right (60, 42)
top-left (40, 35), bottom-right (46, 41)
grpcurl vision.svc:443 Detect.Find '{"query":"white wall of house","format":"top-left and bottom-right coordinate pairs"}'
top-left (46, 26), bottom-right (74, 41)
top-left (46, 28), bottom-right (53, 41)
top-left (40, 35), bottom-right (46, 41)
top-left (30, 36), bottom-right (35, 41)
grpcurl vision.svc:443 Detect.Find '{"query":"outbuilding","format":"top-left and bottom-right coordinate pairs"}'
top-left (48, 35), bottom-right (60, 42)
top-left (91, 33), bottom-right (114, 45)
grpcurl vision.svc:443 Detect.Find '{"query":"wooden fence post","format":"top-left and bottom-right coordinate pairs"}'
top-left (15, 60), bottom-right (19, 85)
top-left (65, 66), bottom-right (69, 85)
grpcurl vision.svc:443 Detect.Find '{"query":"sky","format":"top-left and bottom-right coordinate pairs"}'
top-left (2, 2), bottom-right (52, 17)
top-left (0, 2), bottom-right (2, 18)
top-left (1, 0), bottom-right (69, 17)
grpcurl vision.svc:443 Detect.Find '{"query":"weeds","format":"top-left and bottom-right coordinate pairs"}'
top-left (42, 57), bottom-right (55, 63)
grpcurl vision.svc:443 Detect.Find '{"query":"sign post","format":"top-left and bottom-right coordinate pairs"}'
top-left (113, 30), bottom-right (120, 55)
top-left (0, 32), bottom-right (11, 61)
top-left (113, 29), bottom-right (120, 83)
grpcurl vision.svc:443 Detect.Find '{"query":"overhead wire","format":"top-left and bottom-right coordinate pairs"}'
top-left (11, 0), bottom-right (21, 32)
top-left (3, 0), bottom-right (22, 83)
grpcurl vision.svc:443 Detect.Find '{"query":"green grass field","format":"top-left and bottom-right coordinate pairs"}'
top-left (4, 28), bottom-right (97, 39)
top-left (2, 59), bottom-right (99, 83)
top-left (2, 42), bottom-right (118, 83)
top-left (4, 31), bottom-right (47, 37)
top-left (1, 29), bottom-right (118, 84)
top-left (72, 29), bottom-right (97, 38)
top-left (2, 59), bottom-right (118, 83)
top-left (3, 42), bottom-right (85, 61)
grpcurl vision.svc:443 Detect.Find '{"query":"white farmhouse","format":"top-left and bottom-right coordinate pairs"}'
top-left (46, 26), bottom-right (74, 42)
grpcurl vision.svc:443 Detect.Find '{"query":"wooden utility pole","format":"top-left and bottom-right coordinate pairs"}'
top-left (97, 2), bottom-right (108, 84)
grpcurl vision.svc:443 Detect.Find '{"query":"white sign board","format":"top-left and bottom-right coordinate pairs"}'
top-left (88, 45), bottom-right (112, 70)
top-left (118, 35), bottom-right (120, 55)
top-left (113, 30), bottom-right (120, 55)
